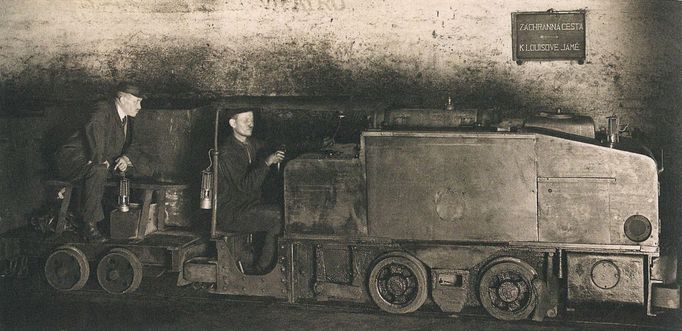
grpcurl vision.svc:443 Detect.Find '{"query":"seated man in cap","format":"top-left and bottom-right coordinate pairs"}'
top-left (216, 108), bottom-right (285, 275)
top-left (55, 83), bottom-right (150, 242)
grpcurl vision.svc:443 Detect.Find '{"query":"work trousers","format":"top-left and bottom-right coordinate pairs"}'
top-left (57, 160), bottom-right (109, 226)
top-left (218, 204), bottom-right (282, 270)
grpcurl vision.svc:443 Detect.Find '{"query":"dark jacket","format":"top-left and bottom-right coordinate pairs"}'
top-left (55, 99), bottom-right (145, 179)
top-left (216, 135), bottom-right (272, 224)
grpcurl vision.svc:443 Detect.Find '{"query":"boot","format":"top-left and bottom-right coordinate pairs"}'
top-left (241, 263), bottom-right (267, 275)
top-left (82, 222), bottom-right (106, 243)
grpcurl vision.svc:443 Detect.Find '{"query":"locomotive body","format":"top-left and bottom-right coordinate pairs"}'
top-left (269, 113), bottom-right (673, 318)
top-left (182, 108), bottom-right (677, 320)
top-left (1, 107), bottom-right (679, 322)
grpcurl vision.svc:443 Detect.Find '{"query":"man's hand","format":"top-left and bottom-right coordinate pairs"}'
top-left (265, 151), bottom-right (285, 166)
top-left (114, 155), bottom-right (132, 172)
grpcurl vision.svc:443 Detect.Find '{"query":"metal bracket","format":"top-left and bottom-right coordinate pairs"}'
top-left (212, 237), bottom-right (288, 299)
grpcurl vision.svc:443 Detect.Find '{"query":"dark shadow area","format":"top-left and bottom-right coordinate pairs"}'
top-left (2, 266), bottom-right (680, 331)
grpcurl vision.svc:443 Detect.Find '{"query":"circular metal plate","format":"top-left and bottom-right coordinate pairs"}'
top-left (591, 260), bottom-right (620, 290)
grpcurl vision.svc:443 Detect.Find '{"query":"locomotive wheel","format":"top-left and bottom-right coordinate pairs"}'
top-left (478, 259), bottom-right (537, 321)
top-left (368, 253), bottom-right (428, 314)
top-left (44, 246), bottom-right (90, 291)
top-left (96, 248), bottom-right (143, 294)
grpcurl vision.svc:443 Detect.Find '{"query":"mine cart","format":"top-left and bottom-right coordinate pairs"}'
top-left (0, 180), bottom-right (207, 294)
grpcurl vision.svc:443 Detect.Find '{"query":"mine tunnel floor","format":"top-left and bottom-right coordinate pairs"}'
top-left (1, 267), bottom-right (681, 331)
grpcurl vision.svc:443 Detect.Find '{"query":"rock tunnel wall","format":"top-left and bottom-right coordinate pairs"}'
top-left (0, 0), bottom-right (680, 237)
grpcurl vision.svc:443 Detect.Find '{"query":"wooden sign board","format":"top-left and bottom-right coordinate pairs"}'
top-left (512, 10), bottom-right (586, 64)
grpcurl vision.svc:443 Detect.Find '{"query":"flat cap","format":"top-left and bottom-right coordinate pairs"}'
top-left (223, 107), bottom-right (260, 119)
top-left (115, 82), bottom-right (146, 99)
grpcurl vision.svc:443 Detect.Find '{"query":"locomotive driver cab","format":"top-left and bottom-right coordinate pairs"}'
top-left (201, 108), bottom-right (285, 276)
top-left (182, 107), bottom-right (360, 297)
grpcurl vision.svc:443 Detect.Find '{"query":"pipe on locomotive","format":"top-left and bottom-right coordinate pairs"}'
top-left (210, 109), bottom-right (220, 239)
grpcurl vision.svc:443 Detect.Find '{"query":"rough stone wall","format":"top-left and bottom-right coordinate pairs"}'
top-left (0, 0), bottom-right (680, 234)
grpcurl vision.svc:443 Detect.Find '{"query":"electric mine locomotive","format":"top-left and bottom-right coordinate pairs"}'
top-left (0, 105), bottom-right (679, 321)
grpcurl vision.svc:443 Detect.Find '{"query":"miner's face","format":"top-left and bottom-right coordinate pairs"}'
top-left (118, 92), bottom-right (143, 117)
top-left (230, 111), bottom-right (254, 139)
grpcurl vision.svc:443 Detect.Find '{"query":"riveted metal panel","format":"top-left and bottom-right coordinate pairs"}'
top-left (364, 132), bottom-right (537, 242)
top-left (316, 246), bottom-right (352, 284)
top-left (536, 135), bottom-right (659, 248)
top-left (284, 155), bottom-right (367, 236)
top-left (431, 269), bottom-right (470, 313)
top-left (567, 253), bottom-right (644, 304)
top-left (538, 177), bottom-right (614, 244)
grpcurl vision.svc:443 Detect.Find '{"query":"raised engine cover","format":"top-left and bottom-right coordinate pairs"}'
top-left (524, 112), bottom-right (595, 138)
top-left (284, 146), bottom-right (367, 236)
top-left (382, 108), bottom-right (495, 129)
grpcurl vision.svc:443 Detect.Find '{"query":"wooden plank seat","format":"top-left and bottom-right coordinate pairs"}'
top-left (44, 178), bottom-right (190, 237)
top-left (104, 179), bottom-right (190, 239)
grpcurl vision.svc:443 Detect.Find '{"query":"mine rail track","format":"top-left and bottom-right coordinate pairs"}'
top-left (2, 267), bottom-right (680, 330)
top-left (6, 284), bottom-right (679, 330)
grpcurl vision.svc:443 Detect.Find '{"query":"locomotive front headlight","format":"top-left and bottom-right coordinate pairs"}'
top-left (624, 215), bottom-right (652, 242)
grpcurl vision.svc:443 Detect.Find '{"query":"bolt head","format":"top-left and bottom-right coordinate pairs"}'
top-left (546, 307), bottom-right (558, 318)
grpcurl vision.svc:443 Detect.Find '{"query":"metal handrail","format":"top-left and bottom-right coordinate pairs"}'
top-left (210, 109), bottom-right (220, 238)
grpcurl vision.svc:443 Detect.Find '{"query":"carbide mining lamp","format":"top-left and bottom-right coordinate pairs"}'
top-left (200, 168), bottom-right (213, 210)
top-left (607, 115), bottom-right (620, 145)
top-left (118, 171), bottom-right (130, 212)
top-left (200, 148), bottom-right (215, 210)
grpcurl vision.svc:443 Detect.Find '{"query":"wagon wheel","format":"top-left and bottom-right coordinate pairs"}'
top-left (44, 246), bottom-right (90, 291)
top-left (368, 253), bottom-right (428, 314)
top-left (97, 248), bottom-right (143, 294)
top-left (478, 259), bottom-right (537, 321)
